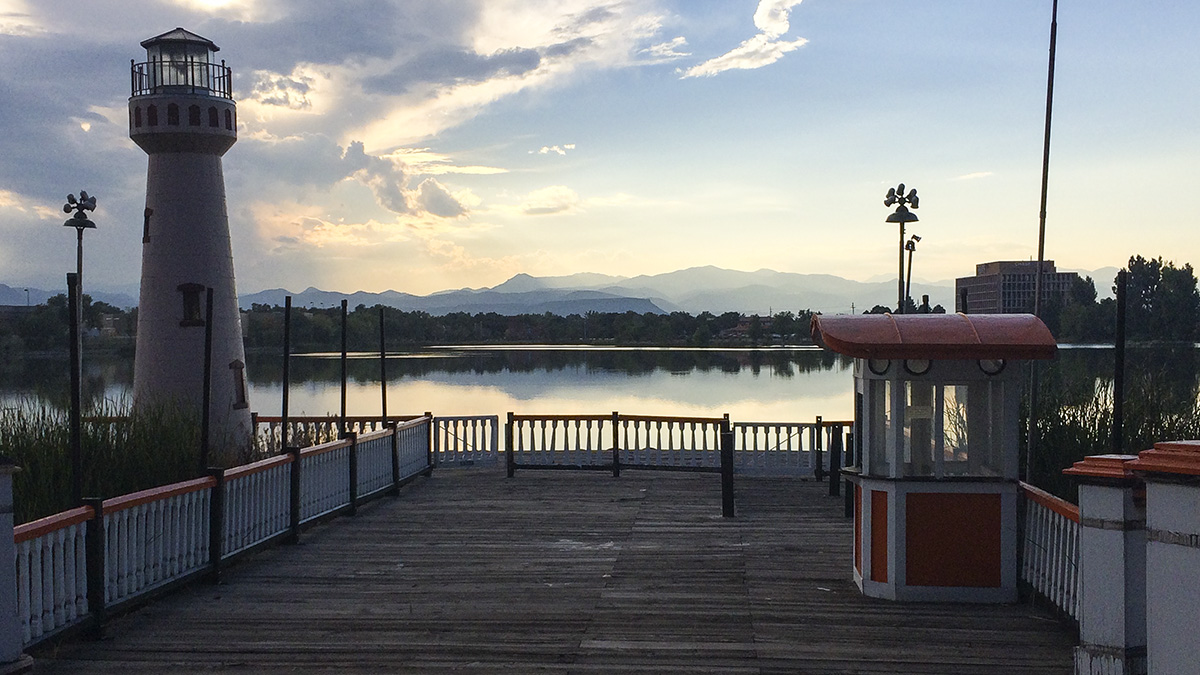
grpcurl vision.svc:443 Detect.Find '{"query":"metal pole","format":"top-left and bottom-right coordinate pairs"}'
top-left (200, 287), bottom-right (214, 472)
top-left (68, 273), bottom-right (83, 506)
top-left (897, 223), bottom-right (905, 314)
top-left (339, 299), bottom-right (348, 437)
top-left (282, 296), bottom-right (292, 451)
top-left (1027, 0), bottom-right (1058, 485)
top-left (1113, 269), bottom-right (1127, 453)
top-left (905, 247), bottom-right (915, 313)
top-left (379, 306), bottom-right (388, 425)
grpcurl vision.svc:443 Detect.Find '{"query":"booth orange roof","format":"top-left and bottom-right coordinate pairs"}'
top-left (811, 313), bottom-right (1056, 360)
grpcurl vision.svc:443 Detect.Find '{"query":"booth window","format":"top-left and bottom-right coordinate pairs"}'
top-left (178, 283), bottom-right (205, 327)
top-left (229, 360), bottom-right (249, 410)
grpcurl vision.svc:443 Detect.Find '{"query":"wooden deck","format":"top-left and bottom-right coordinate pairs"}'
top-left (32, 470), bottom-right (1076, 674)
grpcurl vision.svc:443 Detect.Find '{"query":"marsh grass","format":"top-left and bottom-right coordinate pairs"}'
top-left (1028, 368), bottom-right (1200, 501)
top-left (1, 398), bottom-right (212, 523)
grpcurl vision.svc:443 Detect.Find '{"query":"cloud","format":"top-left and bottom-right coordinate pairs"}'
top-left (520, 185), bottom-right (581, 215)
top-left (248, 71), bottom-right (315, 109)
top-left (682, 0), bottom-right (808, 78)
top-left (365, 47), bottom-right (541, 94)
top-left (953, 171), bottom-right (995, 181)
top-left (641, 36), bottom-right (690, 62)
top-left (531, 144), bottom-right (576, 156)
top-left (415, 178), bottom-right (468, 218)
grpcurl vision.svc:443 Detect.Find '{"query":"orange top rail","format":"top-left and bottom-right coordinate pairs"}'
top-left (224, 453), bottom-right (293, 481)
top-left (103, 476), bottom-right (217, 515)
top-left (15, 506), bottom-right (95, 543)
top-left (1019, 481), bottom-right (1080, 523)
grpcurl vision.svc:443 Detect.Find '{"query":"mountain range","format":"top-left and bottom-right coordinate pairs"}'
top-left (2, 264), bottom-right (1120, 317)
top-left (239, 267), bottom-right (958, 316)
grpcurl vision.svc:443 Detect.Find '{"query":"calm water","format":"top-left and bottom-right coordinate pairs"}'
top-left (3, 344), bottom-right (1198, 423)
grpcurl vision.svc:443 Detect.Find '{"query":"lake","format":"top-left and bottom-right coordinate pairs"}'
top-left (3, 344), bottom-right (1198, 425)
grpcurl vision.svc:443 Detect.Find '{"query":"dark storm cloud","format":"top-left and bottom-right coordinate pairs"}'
top-left (544, 37), bottom-right (593, 59)
top-left (363, 47), bottom-right (541, 95)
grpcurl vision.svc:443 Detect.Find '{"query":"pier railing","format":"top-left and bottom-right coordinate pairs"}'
top-left (12, 416), bottom-right (433, 648)
top-left (1019, 481), bottom-right (1080, 621)
top-left (504, 412), bottom-right (849, 477)
top-left (254, 415), bottom-right (423, 454)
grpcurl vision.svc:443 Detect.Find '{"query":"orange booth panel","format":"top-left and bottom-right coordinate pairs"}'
top-left (904, 492), bottom-right (1001, 588)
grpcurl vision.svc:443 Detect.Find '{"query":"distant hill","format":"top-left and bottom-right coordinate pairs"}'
top-left (10, 264), bottom-right (1125, 316)
top-left (0, 283), bottom-right (137, 309)
top-left (236, 266), bottom-right (955, 316)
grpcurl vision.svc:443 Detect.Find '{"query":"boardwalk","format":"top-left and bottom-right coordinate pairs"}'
top-left (33, 470), bottom-right (1076, 674)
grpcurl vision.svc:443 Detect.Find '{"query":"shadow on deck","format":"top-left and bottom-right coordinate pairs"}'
top-left (33, 470), bottom-right (1076, 674)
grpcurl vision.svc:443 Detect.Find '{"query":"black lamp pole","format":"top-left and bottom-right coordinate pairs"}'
top-left (884, 184), bottom-right (919, 313)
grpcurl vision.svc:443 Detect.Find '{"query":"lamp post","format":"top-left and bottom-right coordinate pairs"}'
top-left (63, 191), bottom-right (97, 291)
top-left (884, 184), bottom-right (919, 314)
top-left (62, 192), bottom-right (95, 507)
top-left (904, 234), bottom-right (920, 312)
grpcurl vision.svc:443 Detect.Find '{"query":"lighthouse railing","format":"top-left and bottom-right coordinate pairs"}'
top-left (130, 58), bottom-right (233, 99)
top-left (10, 417), bottom-right (433, 649)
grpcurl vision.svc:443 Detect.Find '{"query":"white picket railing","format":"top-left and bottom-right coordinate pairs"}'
top-left (1019, 482), bottom-right (1080, 620)
top-left (14, 507), bottom-right (91, 645)
top-left (434, 415), bottom-right (500, 466)
top-left (255, 415), bottom-right (422, 453)
top-left (101, 479), bottom-right (213, 607)
top-left (223, 455), bottom-right (291, 557)
top-left (299, 440), bottom-right (352, 523)
top-left (11, 415), bottom-right (434, 649)
top-left (506, 413), bottom-right (849, 475)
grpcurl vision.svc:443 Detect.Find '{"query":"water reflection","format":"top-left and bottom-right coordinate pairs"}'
top-left (5, 345), bottom-right (1199, 426)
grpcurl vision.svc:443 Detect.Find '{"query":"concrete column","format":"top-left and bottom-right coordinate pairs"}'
top-left (1063, 455), bottom-right (1146, 675)
top-left (0, 463), bottom-right (33, 673)
top-left (1128, 441), bottom-right (1200, 675)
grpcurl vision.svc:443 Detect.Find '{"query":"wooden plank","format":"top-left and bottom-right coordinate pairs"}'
top-left (33, 471), bottom-right (1075, 674)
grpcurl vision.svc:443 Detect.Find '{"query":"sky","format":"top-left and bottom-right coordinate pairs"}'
top-left (1, 0), bottom-right (1198, 297)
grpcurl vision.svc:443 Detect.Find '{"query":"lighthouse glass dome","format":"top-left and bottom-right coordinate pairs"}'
top-left (135, 28), bottom-right (229, 98)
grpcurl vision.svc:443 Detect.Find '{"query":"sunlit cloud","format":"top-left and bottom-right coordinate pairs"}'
top-left (390, 149), bottom-right (507, 176)
top-left (0, 1), bottom-right (43, 36)
top-left (519, 185), bottom-right (582, 216)
top-left (953, 171), bottom-right (995, 181)
top-left (682, 0), bottom-right (807, 78)
top-left (531, 144), bottom-right (576, 156)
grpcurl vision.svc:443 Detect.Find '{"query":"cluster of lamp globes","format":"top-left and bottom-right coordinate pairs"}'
top-left (63, 191), bottom-right (97, 230)
top-left (883, 184), bottom-right (919, 223)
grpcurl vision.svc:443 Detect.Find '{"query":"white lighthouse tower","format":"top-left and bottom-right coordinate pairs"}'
top-left (129, 28), bottom-right (251, 453)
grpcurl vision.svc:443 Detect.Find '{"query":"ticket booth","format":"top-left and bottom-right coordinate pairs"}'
top-left (812, 313), bottom-right (1056, 602)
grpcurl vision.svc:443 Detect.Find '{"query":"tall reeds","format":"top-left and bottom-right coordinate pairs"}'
top-left (0, 398), bottom-right (204, 523)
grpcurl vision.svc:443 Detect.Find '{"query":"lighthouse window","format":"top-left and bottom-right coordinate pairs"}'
top-left (188, 105), bottom-right (201, 126)
top-left (178, 283), bottom-right (205, 327)
top-left (229, 360), bottom-right (249, 410)
top-left (147, 105), bottom-right (158, 126)
top-left (167, 103), bottom-right (179, 126)
top-left (224, 109), bottom-right (233, 130)
top-left (208, 106), bottom-right (219, 127)
top-left (134, 106), bottom-right (142, 128)
top-left (142, 207), bottom-right (153, 243)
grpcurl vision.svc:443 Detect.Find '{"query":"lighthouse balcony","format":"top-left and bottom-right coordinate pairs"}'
top-left (131, 59), bottom-right (233, 99)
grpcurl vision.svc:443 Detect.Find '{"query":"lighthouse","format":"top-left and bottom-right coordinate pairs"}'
top-left (129, 28), bottom-right (251, 454)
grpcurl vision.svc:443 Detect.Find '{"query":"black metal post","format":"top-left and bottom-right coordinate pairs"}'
top-left (199, 287), bottom-right (215, 472)
top-left (282, 296), bottom-right (292, 452)
top-left (287, 446), bottom-right (302, 543)
top-left (207, 467), bottom-right (225, 583)
top-left (389, 422), bottom-right (401, 496)
top-left (612, 411), bottom-right (621, 477)
top-left (424, 411), bottom-right (434, 477)
top-left (83, 498), bottom-right (106, 636)
top-left (720, 417), bottom-right (735, 518)
top-left (905, 247), bottom-right (915, 312)
top-left (505, 412), bottom-right (515, 478)
top-left (68, 273), bottom-right (83, 506)
top-left (1113, 269), bottom-right (1127, 453)
top-left (339, 299), bottom-right (348, 438)
top-left (379, 306), bottom-right (388, 426)
top-left (813, 415), bottom-right (825, 480)
top-left (828, 425), bottom-right (842, 497)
